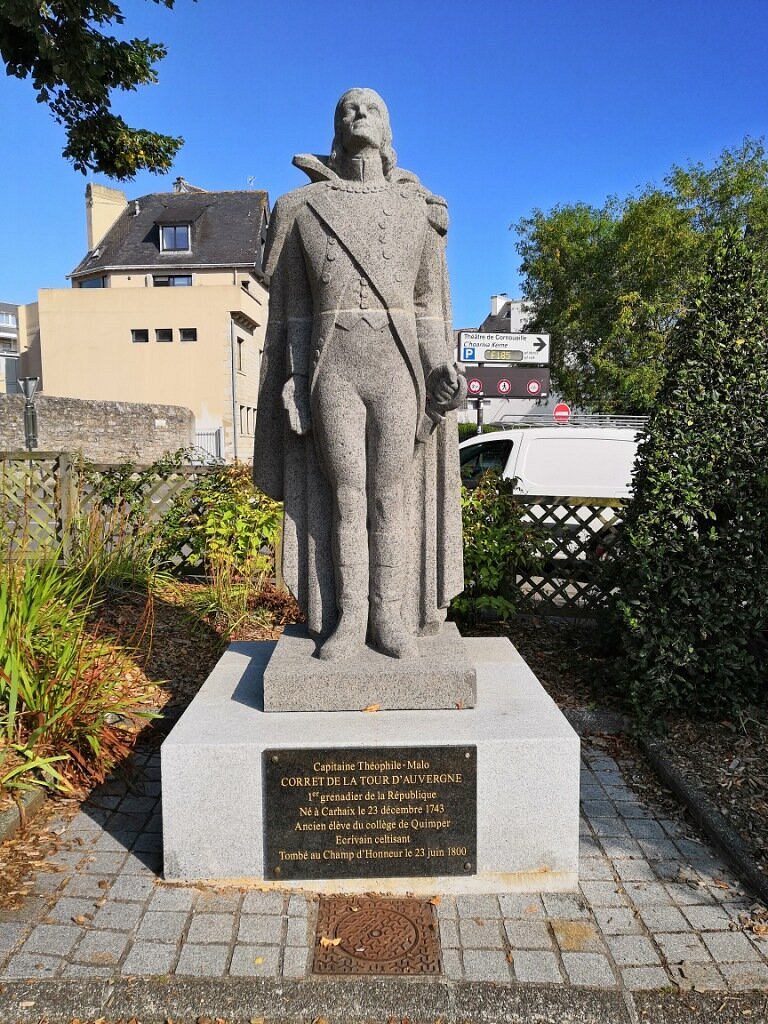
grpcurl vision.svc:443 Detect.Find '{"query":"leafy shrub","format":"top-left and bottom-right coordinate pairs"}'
top-left (78, 452), bottom-right (281, 578)
top-left (452, 471), bottom-right (546, 624)
top-left (605, 232), bottom-right (768, 720)
top-left (155, 462), bottom-right (281, 576)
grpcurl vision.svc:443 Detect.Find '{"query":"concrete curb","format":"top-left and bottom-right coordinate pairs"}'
top-left (640, 735), bottom-right (768, 905)
top-left (0, 788), bottom-right (45, 843)
top-left (0, 977), bottom-right (765, 1023)
top-left (563, 707), bottom-right (629, 735)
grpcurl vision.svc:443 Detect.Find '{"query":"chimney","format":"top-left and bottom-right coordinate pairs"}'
top-left (85, 183), bottom-right (128, 250)
top-left (490, 293), bottom-right (509, 317)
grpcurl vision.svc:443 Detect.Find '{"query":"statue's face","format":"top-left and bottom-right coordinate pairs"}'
top-left (337, 90), bottom-right (386, 154)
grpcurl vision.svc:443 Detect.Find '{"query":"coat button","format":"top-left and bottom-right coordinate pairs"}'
top-left (395, 272), bottom-right (403, 282)
top-left (322, 272), bottom-right (331, 283)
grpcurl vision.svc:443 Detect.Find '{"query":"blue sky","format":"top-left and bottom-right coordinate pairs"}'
top-left (2, 0), bottom-right (767, 326)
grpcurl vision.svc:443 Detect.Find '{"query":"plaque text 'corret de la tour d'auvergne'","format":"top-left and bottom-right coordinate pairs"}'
top-left (264, 746), bottom-right (477, 879)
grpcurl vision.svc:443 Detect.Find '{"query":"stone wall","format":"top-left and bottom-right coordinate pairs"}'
top-left (0, 395), bottom-right (195, 464)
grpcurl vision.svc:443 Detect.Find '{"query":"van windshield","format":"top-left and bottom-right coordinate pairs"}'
top-left (459, 438), bottom-right (514, 485)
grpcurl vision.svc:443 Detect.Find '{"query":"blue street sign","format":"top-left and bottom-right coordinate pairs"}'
top-left (462, 346), bottom-right (476, 361)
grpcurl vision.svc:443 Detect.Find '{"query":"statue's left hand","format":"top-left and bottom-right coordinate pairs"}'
top-left (427, 363), bottom-right (467, 412)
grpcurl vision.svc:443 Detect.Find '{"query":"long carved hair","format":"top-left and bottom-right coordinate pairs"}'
top-left (329, 88), bottom-right (397, 178)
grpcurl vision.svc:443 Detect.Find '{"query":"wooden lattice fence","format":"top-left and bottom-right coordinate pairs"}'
top-left (0, 453), bottom-right (215, 571)
top-left (0, 454), bottom-right (626, 614)
top-left (513, 495), bottom-right (626, 616)
top-left (75, 463), bottom-right (216, 572)
top-left (0, 453), bottom-right (71, 557)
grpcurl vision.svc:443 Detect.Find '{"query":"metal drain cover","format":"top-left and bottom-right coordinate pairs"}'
top-left (312, 895), bottom-right (441, 975)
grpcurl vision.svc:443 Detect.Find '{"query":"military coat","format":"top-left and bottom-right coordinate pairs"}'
top-left (253, 155), bottom-right (464, 638)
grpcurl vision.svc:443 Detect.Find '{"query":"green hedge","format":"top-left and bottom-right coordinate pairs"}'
top-left (605, 232), bottom-right (768, 719)
top-left (457, 422), bottom-right (505, 442)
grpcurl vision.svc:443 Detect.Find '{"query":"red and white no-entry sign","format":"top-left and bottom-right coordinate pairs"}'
top-left (553, 402), bottom-right (571, 424)
top-left (497, 378), bottom-right (511, 395)
top-left (467, 378), bottom-right (482, 396)
top-left (527, 379), bottom-right (541, 396)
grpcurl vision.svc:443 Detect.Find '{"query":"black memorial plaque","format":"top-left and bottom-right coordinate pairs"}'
top-left (263, 746), bottom-right (477, 880)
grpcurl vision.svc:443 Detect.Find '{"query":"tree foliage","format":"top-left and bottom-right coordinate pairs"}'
top-left (604, 231), bottom-right (768, 719)
top-left (516, 138), bottom-right (768, 413)
top-left (0, 0), bottom-right (185, 179)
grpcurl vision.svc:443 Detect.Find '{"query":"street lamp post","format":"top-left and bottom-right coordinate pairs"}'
top-left (18, 377), bottom-right (40, 451)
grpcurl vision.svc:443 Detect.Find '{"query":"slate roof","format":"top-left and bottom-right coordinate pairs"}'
top-left (479, 300), bottom-right (514, 333)
top-left (71, 190), bottom-right (269, 278)
top-left (478, 299), bottom-right (534, 333)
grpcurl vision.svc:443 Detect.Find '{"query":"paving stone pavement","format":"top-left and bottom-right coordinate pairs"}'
top-left (1, 739), bottom-right (767, 995)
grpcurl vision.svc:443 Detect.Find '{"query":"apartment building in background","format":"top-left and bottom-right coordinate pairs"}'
top-left (18, 179), bottom-right (270, 461)
top-left (0, 300), bottom-right (20, 394)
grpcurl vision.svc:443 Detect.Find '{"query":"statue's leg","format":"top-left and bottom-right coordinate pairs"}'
top-left (311, 372), bottom-right (369, 661)
top-left (365, 353), bottom-right (419, 659)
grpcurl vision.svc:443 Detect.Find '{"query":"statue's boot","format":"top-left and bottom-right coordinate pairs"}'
top-left (369, 562), bottom-right (418, 660)
top-left (318, 562), bottom-right (368, 661)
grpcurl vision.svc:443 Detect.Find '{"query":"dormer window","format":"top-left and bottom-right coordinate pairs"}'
top-left (160, 224), bottom-right (191, 252)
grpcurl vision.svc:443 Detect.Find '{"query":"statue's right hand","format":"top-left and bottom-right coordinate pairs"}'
top-left (282, 375), bottom-right (312, 435)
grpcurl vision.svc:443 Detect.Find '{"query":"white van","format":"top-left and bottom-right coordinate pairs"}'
top-left (458, 427), bottom-right (640, 499)
top-left (459, 426), bottom-right (641, 566)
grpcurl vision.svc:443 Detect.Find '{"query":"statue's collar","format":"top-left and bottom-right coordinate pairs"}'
top-left (292, 153), bottom-right (423, 190)
top-left (292, 154), bottom-right (338, 183)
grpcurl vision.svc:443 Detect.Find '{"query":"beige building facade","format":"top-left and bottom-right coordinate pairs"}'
top-left (19, 181), bottom-right (270, 462)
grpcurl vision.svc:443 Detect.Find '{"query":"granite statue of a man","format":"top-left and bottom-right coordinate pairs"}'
top-left (253, 88), bottom-right (466, 662)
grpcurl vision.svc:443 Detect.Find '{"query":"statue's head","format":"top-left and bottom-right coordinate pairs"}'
top-left (329, 88), bottom-right (396, 177)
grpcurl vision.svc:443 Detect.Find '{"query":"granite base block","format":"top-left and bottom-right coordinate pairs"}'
top-left (161, 636), bottom-right (580, 893)
top-left (263, 621), bottom-right (477, 711)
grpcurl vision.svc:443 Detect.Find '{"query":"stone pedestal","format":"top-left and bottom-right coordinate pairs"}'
top-left (263, 622), bottom-right (476, 712)
top-left (161, 636), bottom-right (580, 893)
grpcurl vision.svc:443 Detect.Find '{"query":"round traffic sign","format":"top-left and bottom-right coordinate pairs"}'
top-left (467, 378), bottom-right (482, 396)
top-left (527, 379), bottom-right (541, 396)
top-left (497, 378), bottom-right (511, 395)
top-left (553, 402), bottom-right (571, 424)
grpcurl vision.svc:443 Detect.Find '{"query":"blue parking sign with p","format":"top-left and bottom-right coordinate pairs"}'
top-left (462, 346), bottom-right (476, 362)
